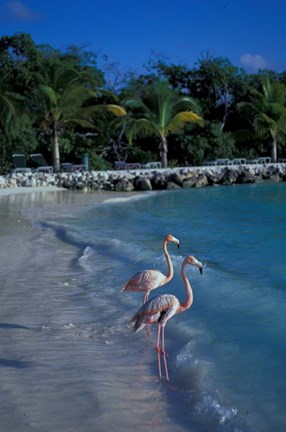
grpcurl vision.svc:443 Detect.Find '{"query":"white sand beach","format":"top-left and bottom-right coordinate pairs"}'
top-left (0, 186), bottom-right (182, 432)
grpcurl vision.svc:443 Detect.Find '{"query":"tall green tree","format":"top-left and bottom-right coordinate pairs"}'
top-left (36, 60), bottom-right (126, 171)
top-left (190, 55), bottom-right (243, 132)
top-left (123, 80), bottom-right (203, 168)
top-left (0, 33), bottom-right (42, 166)
top-left (0, 71), bottom-right (31, 168)
top-left (237, 78), bottom-right (286, 162)
top-left (0, 33), bottom-right (41, 94)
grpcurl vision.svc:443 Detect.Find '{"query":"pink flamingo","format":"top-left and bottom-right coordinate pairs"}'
top-left (121, 234), bottom-right (180, 304)
top-left (130, 255), bottom-right (203, 382)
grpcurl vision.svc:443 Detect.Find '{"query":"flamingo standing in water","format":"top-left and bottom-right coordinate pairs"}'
top-left (121, 234), bottom-right (180, 337)
top-left (130, 255), bottom-right (203, 382)
top-left (121, 234), bottom-right (180, 304)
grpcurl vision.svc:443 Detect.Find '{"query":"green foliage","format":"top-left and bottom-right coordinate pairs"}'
top-left (2, 32), bottom-right (286, 172)
top-left (123, 80), bottom-right (202, 167)
top-left (237, 78), bottom-right (286, 161)
top-left (91, 157), bottom-right (113, 171)
top-left (171, 121), bottom-right (235, 165)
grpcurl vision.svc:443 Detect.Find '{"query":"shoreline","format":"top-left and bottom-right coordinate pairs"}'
top-left (0, 185), bottom-right (144, 202)
top-left (0, 185), bottom-right (66, 196)
top-left (0, 187), bottom-right (144, 244)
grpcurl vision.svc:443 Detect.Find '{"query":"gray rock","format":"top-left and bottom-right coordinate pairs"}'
top-left (206, 170), bottom-right (225, 184)
top-left (238, 171), bottom-right (256, 183)
top-left (222, 169), bottom-right (239, 185)
top-left (166, 181), bottom-right (181, 189)
top-left (134, 176), bottom-right (153, 191)
top-left (0, 176), bottom-right (7, 188)
top-left (254, 174), bottom-right (263, 183)
top-left (115, 178), bottom-right (134, 192)
top-left (182, 176), bottom-right (197, 188)
top-left (151, 173), bottom-right (168, 190)
top-left (168, 172), bottom-right (183, 186)
top-left (194, 173), bottom-right (208, 188)
top-left (269, 173), bottom-right (282, 182)
top-left (102, 181), bottom-right (114, 191)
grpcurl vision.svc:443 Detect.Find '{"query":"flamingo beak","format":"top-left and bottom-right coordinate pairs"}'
top-left (199, 267), bottom-right (203, 275)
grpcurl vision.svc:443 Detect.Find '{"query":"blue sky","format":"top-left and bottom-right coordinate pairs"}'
top-left (1, 0), bottom-right (286, 75)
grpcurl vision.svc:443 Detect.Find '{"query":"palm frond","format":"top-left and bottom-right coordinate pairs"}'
top-left (123, 97), bottom-right (148, 112)
top-left (61, 86), bottom-right (96, 109)
top-left (104, 104), bottom-right (127, 117)
top-left (78, 103), bottom-right (127, 119)
top-left (0, 95), bottom-right (17, 117)
top-left (173, 96), bottom-right (201, 113)
top-left (167, 111), bottom-right (203, 133)
top-left (127, 118), bottom-right (159, 142)
top-left (39, 85), bottom-right (58, 106)
top-left (65, 118), bottom-right (96, 129)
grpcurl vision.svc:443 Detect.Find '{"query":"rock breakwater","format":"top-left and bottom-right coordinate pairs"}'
top-left (1, 164), bottom-right (286, 192)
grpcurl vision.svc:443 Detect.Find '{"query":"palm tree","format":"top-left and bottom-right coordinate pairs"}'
top-left (0, 72), bottom-right (30, 166)
top-left (123, 80), bottom-right (203, 168)
top-left (36, 61), bottom-right (126, 171)
top-left (237, 78), bottom-right (286, 162)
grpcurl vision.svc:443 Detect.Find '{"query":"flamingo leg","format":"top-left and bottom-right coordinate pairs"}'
top-left (161, 325), bottom-right (169, 382)
top-left (143, 292), bottom-right (151, 338)
top-left (155, 324), bottom-right (162, 379)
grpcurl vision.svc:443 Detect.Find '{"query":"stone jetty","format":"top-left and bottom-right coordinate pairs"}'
top-left (1, 163), bottom-right (286, 192)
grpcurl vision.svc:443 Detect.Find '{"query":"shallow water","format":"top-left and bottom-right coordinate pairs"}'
top-left (1, 184), bottom-right (286, 431)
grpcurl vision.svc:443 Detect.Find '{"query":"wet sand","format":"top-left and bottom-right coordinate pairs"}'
top-left (0, 187), bottom-right (186, 432)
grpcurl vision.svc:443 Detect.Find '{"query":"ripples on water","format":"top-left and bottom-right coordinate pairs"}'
top-left (3, 183), bottom-right (286, 432)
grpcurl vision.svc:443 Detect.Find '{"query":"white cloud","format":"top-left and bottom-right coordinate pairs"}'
top-left (4, 1), bottom-right (41, 21)
top-left (239, 53), bottom-right (270, 71)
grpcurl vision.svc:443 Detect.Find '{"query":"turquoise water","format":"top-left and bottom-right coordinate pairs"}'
top-left (2, 183), bottom-right (286, 431)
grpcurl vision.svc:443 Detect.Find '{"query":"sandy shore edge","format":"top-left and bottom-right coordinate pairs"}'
top-left (0, 186), bottom-right (144, 203)
top-left (0, 186), bottom-right (65, 196)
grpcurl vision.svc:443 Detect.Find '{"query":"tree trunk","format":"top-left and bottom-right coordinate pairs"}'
top-left (52, 126), bottom-right (61, 172)
top-left (271, 135), bottom-right (277, 163)
top-left (220, 83), bottom-right (229, 132)
top-left (160, 136), bottom-right (168, 168)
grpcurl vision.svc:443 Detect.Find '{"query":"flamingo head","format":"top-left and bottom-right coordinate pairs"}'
top-left (165, 234), bottom-right (180, 248)
top-left (184, 255), bottom-right (203, 274)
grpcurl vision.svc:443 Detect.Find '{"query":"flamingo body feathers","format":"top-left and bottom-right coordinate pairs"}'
top-left (121, 234), bottom-right (180, 304)
top-left (130, 294), bottom-right (179, 333)
top-left (122, 269), bottom-right (167, 293)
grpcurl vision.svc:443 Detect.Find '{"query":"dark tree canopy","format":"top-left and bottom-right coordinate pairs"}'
top-left (1, 32), bottom-right (286, 173)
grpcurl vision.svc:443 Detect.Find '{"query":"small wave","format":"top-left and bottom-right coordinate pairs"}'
top-left (37, 220), bottom-right (90, 248)
top-left (34, 221), bottom-right (142, 271)
top-left (170, 329), bottom-right (254, 431)
top-left (194, 392), bottom-right (239, 427)
top-left (38, 220), bottom-right (152, 265)
top-left (79, 246), bottom-right (95, 262)
top-left (77, 237), bottom-right (164, 275)
top-left (175, 342), bottom-right (195, 366)
top-left (102, 191), bottom-right (154, 205)
top-left (172, 340), bottom-right (214, 393)
top-left (153, 253), bottom-right (183, 269)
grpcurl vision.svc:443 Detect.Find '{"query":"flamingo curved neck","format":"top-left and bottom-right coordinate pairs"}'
top-left (163, 239), bottom-right (173, 281)
top-left (178, 262), bottom-right (193, 312)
